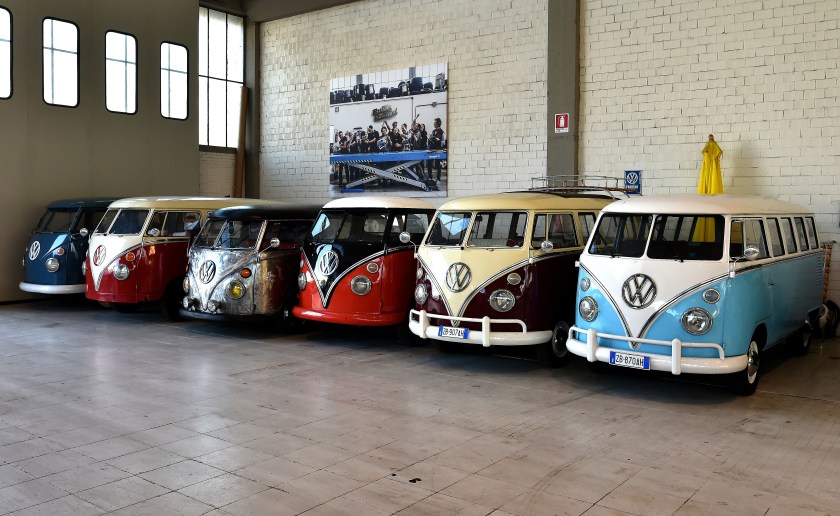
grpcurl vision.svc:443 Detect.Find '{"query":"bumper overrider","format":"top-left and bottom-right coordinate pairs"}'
top-left (409, 309), bottom-right (552, 347)
top-left (566, 326), bottom-right (748, 375)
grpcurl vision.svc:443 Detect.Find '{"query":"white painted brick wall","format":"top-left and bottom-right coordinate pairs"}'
top-left (199, 151), bottom-right (235, 197)
top-left (580, 0), bottom-right (840, 298)
top-left (259, 0), bottom-right (548, 207)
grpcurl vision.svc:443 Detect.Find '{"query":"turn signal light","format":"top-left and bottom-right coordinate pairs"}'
top-left (125, 251), bottom-right (136, 262)
top-left (240, 268), bottom-right (252, 278)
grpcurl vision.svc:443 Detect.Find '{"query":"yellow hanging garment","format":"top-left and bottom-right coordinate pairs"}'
top-left (697, 134), bottom-right (723, 195)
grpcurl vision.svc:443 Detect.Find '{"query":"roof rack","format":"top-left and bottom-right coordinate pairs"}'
top-left (529, 175), bottom-right (637, 200)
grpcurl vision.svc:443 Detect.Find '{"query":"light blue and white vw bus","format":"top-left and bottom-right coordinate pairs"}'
top-left (567, 194), bottom-right (824, 394)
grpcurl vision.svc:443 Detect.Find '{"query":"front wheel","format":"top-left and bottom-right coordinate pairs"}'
top-left (535, 322), bottom-right (571, 367)
top-left (728, 338), bottom-right (760, 395)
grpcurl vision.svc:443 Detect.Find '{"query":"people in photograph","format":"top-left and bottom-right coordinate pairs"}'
top-left (366, 125), bottom-right (380, 153)
top-left (390, 127), bottom-right (405, 152)
top-left (427, 117), bottom-right (445, 182)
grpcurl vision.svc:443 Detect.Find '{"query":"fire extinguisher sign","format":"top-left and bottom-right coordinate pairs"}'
top-left (554, 113), bottom-right (569, 133)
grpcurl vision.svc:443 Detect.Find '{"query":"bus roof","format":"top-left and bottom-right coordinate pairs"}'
top-left (209, 204), bottom-right (322, 220)
top-left (46, 198), bottom-right (121, 209)
top-left (438, 191), bottom-right (615, 211)
top-left (322, 196), bottom-right (435, 210)
top-left (106, 197), bottom-right (281, 210)
top-left (602, 194), bottom-right (813, 216)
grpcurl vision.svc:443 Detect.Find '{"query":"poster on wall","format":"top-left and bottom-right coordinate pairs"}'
top-left (328, 63), bottom-right (448, 198)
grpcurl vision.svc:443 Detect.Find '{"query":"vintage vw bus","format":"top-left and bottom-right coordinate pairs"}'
top-left (20, 198), bottom-right (117, 294)
top-left (85, 197), bottom-right (274, 319)
top-left (407, 190), bottom-right (615, 365)
top-left (566, 194), bottom-right (823, 394)
top-left (293, 197), bottom-right (435, 328)
top-left (181, 204), bottom-right (320, 324)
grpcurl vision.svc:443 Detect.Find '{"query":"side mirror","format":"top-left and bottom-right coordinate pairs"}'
top-left (79, 228), bottom-right (89, 238)
top-left (744, 246), bottom-right (760, 261)
top-left (540, 240), bottom-right (554, 252)
top-left (270, 238), bottom-right (280, 249)
top-left (399, 231), bottom-right (412, 244)
top-left (147, 228), bottom-right (161, 237)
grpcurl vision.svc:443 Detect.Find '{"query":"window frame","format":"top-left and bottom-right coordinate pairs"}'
top-left (0, 5), bottom-right (12, 99)
top-left (765, 217), bottom-right (785, 257)
top-left (160, 40), bottom-right (189, 120)
top-left (42, 16), bottom-right (79, 108)
top-left (198, 7), bottom-right (244, 148)
top-left (104, 29), bottom-right (137, 115)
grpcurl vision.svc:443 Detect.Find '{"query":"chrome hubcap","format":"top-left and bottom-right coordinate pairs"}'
top-left (746, 341), bottom-right (760, 383)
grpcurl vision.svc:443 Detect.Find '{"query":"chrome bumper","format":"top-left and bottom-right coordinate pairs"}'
top-left (409, 309), bottom-right (552, 347)
top-left (19, 282), bottom-right (85, 295)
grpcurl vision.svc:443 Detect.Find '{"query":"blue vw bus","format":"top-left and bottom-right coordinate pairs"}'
top-left (20, 198), bottom-right (117, 295)
top-left (567, 194), bottom-right (824, 395)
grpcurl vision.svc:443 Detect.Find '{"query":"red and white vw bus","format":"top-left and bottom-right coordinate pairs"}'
top-left (85, 197), bottom-right (274, 319)
top-left (293, 197), bottom-right (435, 330)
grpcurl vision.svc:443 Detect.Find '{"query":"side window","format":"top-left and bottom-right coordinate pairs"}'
top-left (164, 211), bottom-right (200, 236)
top-left (794, 217), bottom-right (809, 250)
top-left (780, 217), bottom-right (797, 253)
top-left (43, 18), bottom-right (79, 107)
top-left (731, 219), bottom-right (769, 259)
top-left (547, 213), bottom-right (578, 248)
top-left (531, 214), bottom-right (547, 247)
top-left (161, 42), bottom-right (188, 119)
top-left (264, 220), bottom-right (310, 250)
top-left (105, 31), bottom-right (137, 114)
top-left (146, 212), bottom-right (166, 236)
top-left (806, 217), bottom-right (819, 249)
top-left (1, 6), bottom-right (11, 99)
top-left (579, 212), bottom-right (596, 242)
top-left (765, 218), bottom-right (785, 257)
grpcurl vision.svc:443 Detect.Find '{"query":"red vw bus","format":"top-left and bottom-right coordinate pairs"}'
top-left (293, 197), bottom-right (435, 330)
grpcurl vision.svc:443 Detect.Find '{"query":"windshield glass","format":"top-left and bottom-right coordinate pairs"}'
top-left (589, 214), bottom-right (652, 257)
top-left (467, 212), bottom-right (527, 248)
top-left (214, 220), bottom-right (264, 249)
top-left (427, 212), bottom-right (471, 246)
top-left (108, 209), bottom-right (150, 235)
top-left (194, 220), bottom-right (225, 247)
top-left (310, 211), bottom-right (344, 243)
top-left (37, 209), bottom-right (77, 232)
top-left (94, 209), bottom-right (119, 234)
top-left (648, 215), bottom-right (724, 261)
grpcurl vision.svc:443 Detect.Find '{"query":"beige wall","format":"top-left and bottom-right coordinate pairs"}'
top-left (259, 0), bottom-right (549, 206)
top-left (579, 0), bottom-right (840, 296)
top-left (0, 0), bottom-right (199, 302)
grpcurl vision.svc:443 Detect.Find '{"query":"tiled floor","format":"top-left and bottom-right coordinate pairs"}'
top-left (1, 301), bottom-right (840, 515)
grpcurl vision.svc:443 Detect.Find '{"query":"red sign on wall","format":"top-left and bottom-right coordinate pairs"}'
top-left (555, 113), bottom-right (569, 133)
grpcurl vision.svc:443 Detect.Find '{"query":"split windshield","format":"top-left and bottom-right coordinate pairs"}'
top-left (309, 211), bottom-right (389, 244)
top-left (37, 209), bottom-right (77, 232)
top-left (589, 213), bottom-right (724, 260)
top-left (94, 209), bottom-right (150, 235)
top-left (194, 219), bottom-right (264, 249)
top-left (426, 212), bottom-right (471, 246)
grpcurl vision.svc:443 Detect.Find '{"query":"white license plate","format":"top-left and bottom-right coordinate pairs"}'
top-left (439, 326), bottom-right (469, 339)
top-left (610, 351), bottom-right (650, 370)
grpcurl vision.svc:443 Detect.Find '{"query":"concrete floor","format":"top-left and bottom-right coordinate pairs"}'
top-left (1, 302), bottom-right (840, 515)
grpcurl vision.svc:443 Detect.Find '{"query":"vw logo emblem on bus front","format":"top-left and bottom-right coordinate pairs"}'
top-left (317, 250), bottom-right (339, 276)
top-left (445, 263), bottom-right (472, 292)
top-left (93, 245), bottom-right (106, 266)
top-left (198, 261), bottom-right (216, 284)
top-left (28, 242), bottom-right (40, 261)
top-left (622, 274), bottom-right (656, 309)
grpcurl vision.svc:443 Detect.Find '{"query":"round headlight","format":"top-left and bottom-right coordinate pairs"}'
top-left (489, 289), bottom-right (516, 312)
top-left (45, 258), bottom-right (60, 272)
top-left (182, 277), bottom-right (190, 294)
top-left (681, 307), bottom-right (712, 335)
top-left (228, 281), bottom-right (245, 299)
top-left (350, 275), bottom-right (372, 295)
top-left (580, 278), bottom-right (591, 291)
top-left (416, 267), bottom-right (423, 280)
top-left (414, 284), bottom-right (428, 305)
top-left (366, 262), bottom-right (379, 274)
top-left (297, 272), bottom-right (307, 291)
top-left (506, 273), bottom-right (522, 286)
top-left (579, 296), bottom-right (598, 322)
top-left (702, 289), bottom-right (720, 304)
top-left (113, 263), bottom-right (129, 280)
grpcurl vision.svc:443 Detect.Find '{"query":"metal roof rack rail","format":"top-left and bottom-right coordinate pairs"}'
top-left (529, 175), bottom-right (638, 200)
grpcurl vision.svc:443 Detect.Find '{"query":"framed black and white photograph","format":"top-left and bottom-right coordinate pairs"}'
top-left (329, 63), bottom-right (448, 197)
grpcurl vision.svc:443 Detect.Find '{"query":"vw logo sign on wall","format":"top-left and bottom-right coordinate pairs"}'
top-left (445, 263), bottom-right (472, 292)
top-left (28, 242), bottom-right (41, 261)
top-left (198, 261), bottom-right (217, 284)
top-left (93, 245), bottom-right (107, 266)
top-left (622, 273), bottom-right (657, 309)
top-left (317, 250), bottom-right (340, 276)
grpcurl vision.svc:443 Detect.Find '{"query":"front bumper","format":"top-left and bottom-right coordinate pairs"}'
top-left (291, 306), bottom-right (406, 326)
top-left (567, 326), bottom-right (747, 375)
top-left (408, 309), bottom-right (552, 347)
top-left (19, 282), bottom-right (85, 295)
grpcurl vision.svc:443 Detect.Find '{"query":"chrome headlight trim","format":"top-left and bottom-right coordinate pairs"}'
top-left (580, 277), bottom-right (591, 292)
top-left (416, 267), bottom-right (423, 280)
top-left (489, 289), bottom-right (515, 312)
top-left (228, 280), bottom-right (246, 299)
top-left (113, 263), bottom-right (129, 280)
top-left (182, 277), bottom-right (190, 294)
top-left (366, 262), bottom-right (379, 274)
top-left (350, 275), bottom-right (372, 296)
top-left (579, 296), bottom-right (598, 322)
top-left (681, 307), bottom-right (713, 335)
top-left (414, 284), bottom-right (428, 305)
top-left (506, 273), bottom-right (522, 286)
top-left (297, 272), bottom-right (307, 291)
top-left (702, 288), bottom-right (720, 304)
top-left (45, 258), bottom-right (60, 273)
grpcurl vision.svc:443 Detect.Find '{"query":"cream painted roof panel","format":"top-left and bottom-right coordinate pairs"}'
top-left (439, 191), bottom-right (614, 211)
top-left (602, 194), bottom-right (813, 216)
top-left (323, 196), bottom-right (435, 210)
